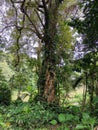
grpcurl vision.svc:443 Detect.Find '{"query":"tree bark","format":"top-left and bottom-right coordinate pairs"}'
top-left (37, 3), bottom-right (59, 104)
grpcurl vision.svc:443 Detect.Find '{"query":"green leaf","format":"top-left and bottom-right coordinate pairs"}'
top-left (58, 113), bottom-right (66, 123)
top-left (63, 125), bottom-right (70, 130)
top-left (50, 120), bottom-right (57, 125)
top-left (76, 124), bottom-right (87, 129)
top-left (65, 114), bottom-right (74, 121)
top-left (82, 113), bottom-right (90, 120)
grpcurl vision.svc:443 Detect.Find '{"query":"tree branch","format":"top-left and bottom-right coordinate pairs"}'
top-left (34, 9), bottom-right (45, 28)
top-left (0, 24), bottom-right (15, 33)
top-left (42, 0), bottom-right (48, 12)
top-left (20, 0), bottom-right (43, 40)
top-left (10, 0), bottom-right (18, 28)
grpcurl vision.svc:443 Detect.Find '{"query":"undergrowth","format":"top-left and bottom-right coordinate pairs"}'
top-left (0, 101), bottom-right (97, 130)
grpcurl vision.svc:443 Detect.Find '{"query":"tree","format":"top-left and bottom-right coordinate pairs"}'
top-left (0, 0), bottom-right (76, 104)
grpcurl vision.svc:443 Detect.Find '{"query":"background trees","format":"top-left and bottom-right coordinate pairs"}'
top-left (71, 0), bottom-right (98, 110)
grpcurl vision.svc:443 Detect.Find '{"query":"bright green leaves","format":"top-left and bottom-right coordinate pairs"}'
top-left (50, 119), bottom-right (57, 125)
top-left (58, 113), bottom-right (66, 123)
top-left (76, 113), bottom-right (96, 130)
top-left (57, 22), bottom-right (73, 49)
top-left (58, 113), bottom-right (74, 123)
top-left (76, 124), bottom-right (87, 130)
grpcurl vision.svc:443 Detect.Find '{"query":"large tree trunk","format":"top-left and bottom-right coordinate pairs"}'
top-left (37, 3), bottom-right (59, 104)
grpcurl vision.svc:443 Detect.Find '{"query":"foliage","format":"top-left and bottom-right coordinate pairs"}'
top-left (0, 69), bottom-right (11, 105)
top-left (0, 98), bottom-right (97, 130)
top-left (0, 59), bottom-right (14, 80)
top-left (0, 102), bottom-right (57, 130)
top-left (76, 113), bottom-right (96, 130)
top-left (0, 0), bottom-right (98, 129)
top-left (49, 119), bottom-right (57, 125)
top-left (49, 106), bottom-right (97, 130)
top-left (69, 0), bottom-right (98, 110)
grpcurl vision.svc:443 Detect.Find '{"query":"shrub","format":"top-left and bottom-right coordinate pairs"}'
top-left (0, 69), bottom-right (11, 105)
top-left (0, 86), bottom-right (11, 105)
top-left (0, 102), bottom-right (57, 129)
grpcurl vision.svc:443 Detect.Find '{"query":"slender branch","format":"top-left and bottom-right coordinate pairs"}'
top-left (34, 9), bottom-right (45, 28)
top-left (35, 0), bottom-right (45, 10)
top-left (23, 11), bottom-right (43, 39)
top-left (0, 24), bottom-right (15, 33)
top-left (42, 0), bottom-right (48, 12)
top-left (37, 7), bottom-right (44, 14)
top-left (11, 1), bottom-right (24, 3)
top-left (10, 0), bottom-right (18, 28)
top-left (9, 0), bottom-right (27, 70)
top-left (14, 32), bottom-right (21, 69)
top-left (20, 0), bottom-right (43, 39)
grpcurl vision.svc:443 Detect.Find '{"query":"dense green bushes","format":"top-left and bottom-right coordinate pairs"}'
top-left (0, 102), bottom-right (97, 130)
top-left (0, 87), bottom-right (11, 105)
top-left (0, 102), bottom-right (56, 129)
top-left (0, 69), bottom-right (11, 105)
